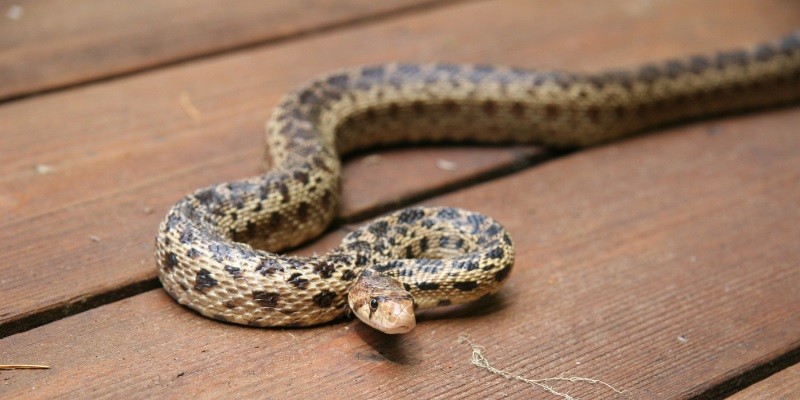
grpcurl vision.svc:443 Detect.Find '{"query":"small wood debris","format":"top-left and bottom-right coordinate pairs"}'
top-left (5, 5), bottom-right (23, 20)
top-left (436, 159), bottom-right (458, 171)
top-left (35, 164), bottom-right (54, 175)
top-left (0, 364), bottom-right (50, 370)
top-left (179, 91), bottom-right (203, 121)
top-left (361, 154), bottom-right (382, 166)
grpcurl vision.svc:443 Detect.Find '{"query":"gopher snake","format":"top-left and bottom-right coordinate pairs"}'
top-left (157, 31), bottom-right (800, 334)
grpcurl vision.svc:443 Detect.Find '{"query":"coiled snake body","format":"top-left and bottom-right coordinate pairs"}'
top-left (157, 32), bottom-right (800, 333)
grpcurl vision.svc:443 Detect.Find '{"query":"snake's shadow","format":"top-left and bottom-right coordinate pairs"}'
top-left (354, 325), bottom-right (418, 365)
top-left (416, 291), bottom-right (510, 322)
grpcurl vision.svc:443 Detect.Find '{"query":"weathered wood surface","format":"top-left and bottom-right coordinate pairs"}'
top-left (0, 0), bottom-right (450, 101)
top-left (3, 0), bottom-right (797, 335)
top-left (729, 362), bottom-right (800, 399)
top-left (1, 0), bottom-right (553, 333)
top-left (1, 0), bottom-right (800, 398)
top-left (3, 104), bottom-right (800, 399)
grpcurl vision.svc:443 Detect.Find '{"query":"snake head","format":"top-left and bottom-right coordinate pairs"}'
top-left (348, 272), bottom-right (416, 334)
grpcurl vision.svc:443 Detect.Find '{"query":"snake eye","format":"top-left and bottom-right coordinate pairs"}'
top-left (369, 298), bottom-right (379, 310)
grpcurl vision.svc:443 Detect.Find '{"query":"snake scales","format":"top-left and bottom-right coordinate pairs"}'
top-left (157, 31), bottom-right (800, 334)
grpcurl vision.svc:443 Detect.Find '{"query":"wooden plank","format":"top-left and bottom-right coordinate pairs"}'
top-left (340, 146), bottom-right (541, 220)
top-left (2, 0), bottom-right (799, 334)
top-left (0, 0), bottom-right (569, 332)
top-left (2, 100), bottom-right (799, 398)
top-left (728, 363), bottom-right (800, 399)
top-left (0, 0), bottom-right (797, 347)
top-left (0, 144), bottom-right (539, 336)
top-left (0, 0), bottom-right (451, 101)
top-left (5, 0), bottom-right (798, 226)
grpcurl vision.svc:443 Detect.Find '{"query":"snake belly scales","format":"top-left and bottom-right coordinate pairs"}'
top-left (157, 31), bottom-right (800, 334)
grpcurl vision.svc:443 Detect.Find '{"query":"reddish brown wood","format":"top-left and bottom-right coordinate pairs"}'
top-left (340, 146), bottom-right (541, 220)
top-left (2, 106), bottom-right (799, 398)
top-left (2, 0), bottom-right (797, 333)
top-left (1, 0), bottom-right (800, 396)
top-left (728, 363), bottom-right (800, 399)
top-left (0, 0), bottom-right (450, 100)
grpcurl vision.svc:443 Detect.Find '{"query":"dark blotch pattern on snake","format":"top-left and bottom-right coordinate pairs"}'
top-left (157, 31), bottom-right (800, 333)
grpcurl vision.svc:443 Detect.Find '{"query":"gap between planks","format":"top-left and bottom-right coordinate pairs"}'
top-left (0, 148), bottom-right (553, 339)
top-left (0, 0), bottom-right (477, 105)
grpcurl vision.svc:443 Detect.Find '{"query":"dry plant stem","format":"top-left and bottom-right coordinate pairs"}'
top-left (458, 335), bottom-right (623, 400)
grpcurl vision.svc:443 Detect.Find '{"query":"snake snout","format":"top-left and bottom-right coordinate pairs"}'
top-left (380, 301), bottom-right (416, 334)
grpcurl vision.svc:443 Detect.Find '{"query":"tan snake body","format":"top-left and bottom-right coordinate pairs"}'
top-left (157, 31), bottom-right (800, 333)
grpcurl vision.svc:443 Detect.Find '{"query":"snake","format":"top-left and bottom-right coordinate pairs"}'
top-left (157, 31), bottom-right (800, 334)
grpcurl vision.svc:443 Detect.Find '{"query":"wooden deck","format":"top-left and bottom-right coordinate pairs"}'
top-left (2, 0), bottom-right (799, 398)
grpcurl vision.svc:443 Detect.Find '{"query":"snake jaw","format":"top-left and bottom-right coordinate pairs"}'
top-left (347, 273), bottom-right (416, 334)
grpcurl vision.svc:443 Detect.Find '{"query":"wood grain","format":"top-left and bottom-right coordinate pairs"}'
top-left (2, 0), bottom-right (800, 396)
top-left (728, 363), bottom-right (800, 399)
top-left (0, 0), bottom-right (451, 101)
top-left (2, 103), bottom-right (799, 398)
top-left (2, 0), bottom-right (797, 334)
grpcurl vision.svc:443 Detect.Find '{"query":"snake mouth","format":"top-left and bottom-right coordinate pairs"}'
top-left (380, 323), bottom-right (415, 335)
top-left (379, 303), bottom-right (416, 334)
